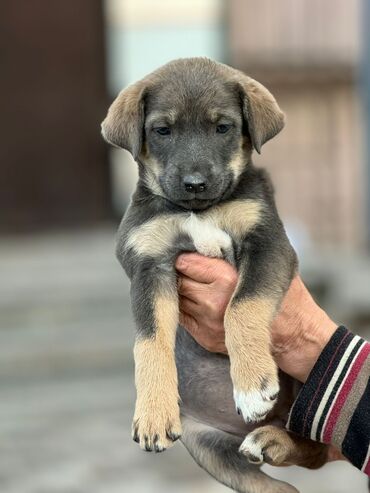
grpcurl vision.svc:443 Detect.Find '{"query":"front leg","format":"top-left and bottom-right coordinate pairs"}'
top-left (131, 261), bottom-right (181, 452)
top-left (225, 294), bottom-right (280, 423)
top-left (225, 233), bottom-right (296, 423)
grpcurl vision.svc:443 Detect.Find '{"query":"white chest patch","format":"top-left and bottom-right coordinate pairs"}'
top-left (182, 213), bottom-right (232, 258)
top-left (125, 199), bottom-right (262, 258)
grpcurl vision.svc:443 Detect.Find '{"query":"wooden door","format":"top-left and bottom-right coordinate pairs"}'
top-left (0, 0), bottom-right (110, 232)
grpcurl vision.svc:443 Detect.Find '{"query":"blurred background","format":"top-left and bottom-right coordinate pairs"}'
top-left (1, 1), bottom-right (369, 492)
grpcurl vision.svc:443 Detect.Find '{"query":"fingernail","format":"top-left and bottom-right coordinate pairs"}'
top-left (176, 255), bottom-right (187, 269)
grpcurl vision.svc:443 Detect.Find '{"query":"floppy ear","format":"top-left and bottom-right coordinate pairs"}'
top-left (101, 81), bottom-right (147, 160)
top-left (237, 76), bottom-right (285, 154)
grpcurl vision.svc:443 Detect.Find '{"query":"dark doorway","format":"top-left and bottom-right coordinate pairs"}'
top-left (0, 0), bottom-right (111, 232)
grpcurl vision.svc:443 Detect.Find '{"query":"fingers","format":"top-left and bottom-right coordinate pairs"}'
top-left (176, 252), bottom-right (236, 357)
top-left (176, 253), bottom-right (232, 284)
top-left (179, 310), bottom-right (199, 335)
top-left (179, 295), bottom-right (200, 317)
top-left (178, 275), bottom-right (209, 302)
top-left (180, 309), bottom-right (228, 355)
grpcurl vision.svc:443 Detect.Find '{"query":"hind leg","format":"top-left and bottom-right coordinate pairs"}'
top-left (180, 417), bottom-right (299, 493)
top-left (240, 425), bottom-right (328, 469)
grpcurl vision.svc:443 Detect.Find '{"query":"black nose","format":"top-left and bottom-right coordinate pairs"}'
top-left (183, 174), bottom-right (207, 193)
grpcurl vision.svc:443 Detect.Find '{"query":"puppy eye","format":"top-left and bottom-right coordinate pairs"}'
top-left (154, 127), bottom-right (171, 136)
top-left (216, 124), bottom-right (232, 134)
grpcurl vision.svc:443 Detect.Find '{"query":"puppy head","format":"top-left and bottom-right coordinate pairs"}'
top-left (102, 58), bottom-right (284, 210)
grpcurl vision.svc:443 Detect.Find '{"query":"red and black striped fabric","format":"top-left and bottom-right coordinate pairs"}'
top-left (287, 326), bottom-right (370, 474)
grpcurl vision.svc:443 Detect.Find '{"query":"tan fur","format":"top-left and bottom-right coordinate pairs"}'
top-left (133, 292), bottom-right (181, 451)
top-left (206, 108), bottom-right (241, 123)
top-left (241, 425), bottom-right (328, 469)
top-left (126, 199), bottom-right (262, 257)
top-left (228, 148), bottom-right (246, 180)
top-left (139, 152), bottom-right (165, 197)
top-left (126, 215), bottom-right (179, 256)
top-left (146, 109), bottom-right (178, 126)
top-left (206, 199), bottom-right (262, 240)
top-left (224, 296), bottom-right (278, 393)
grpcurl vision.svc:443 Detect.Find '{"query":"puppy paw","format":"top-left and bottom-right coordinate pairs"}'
top-left (132, 407), bottom-right (182, 452)
top-left (233, 377), bottom-right (279, 423)
top-left (239, 426), bottom-right (291, 465)
top-left (182, 214), bottom-right (232, 258)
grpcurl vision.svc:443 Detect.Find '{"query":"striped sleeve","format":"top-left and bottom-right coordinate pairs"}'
top-left (286, 326), bottom-right (370, 474)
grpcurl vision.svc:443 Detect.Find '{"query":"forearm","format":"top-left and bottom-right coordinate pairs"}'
top-left (270, 276), bottom-right (337, 382)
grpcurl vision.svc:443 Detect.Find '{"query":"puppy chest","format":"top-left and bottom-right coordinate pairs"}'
top-left (125, 214), bottom-right (233, 259)
top-left (125, 199), bottom-right (262, 258)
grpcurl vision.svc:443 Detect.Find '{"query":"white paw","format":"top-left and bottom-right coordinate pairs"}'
top-left (195, 241), bottom-right (224, 258)
top-left (234, 383), bottom-right (279, 423)
top-left (239, 434), bottom-right (264, 464)
top-left (182, 214), bottom-right (232, 258)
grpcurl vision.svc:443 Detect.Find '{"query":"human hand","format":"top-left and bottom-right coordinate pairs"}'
top-left (176, 253), bottom-right (337, 383)
top-left (176, 253), bottom-right (237, 354)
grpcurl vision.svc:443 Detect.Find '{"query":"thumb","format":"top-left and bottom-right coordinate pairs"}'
top-left (179, 311), bottom-right (199, 335)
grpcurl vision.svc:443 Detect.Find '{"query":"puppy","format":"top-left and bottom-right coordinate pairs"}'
top-left (102, 58), bottom-right (328, 493)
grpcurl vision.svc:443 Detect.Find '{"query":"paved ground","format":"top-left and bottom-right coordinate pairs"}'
top-left (0, 227), bottom-right (368, 493)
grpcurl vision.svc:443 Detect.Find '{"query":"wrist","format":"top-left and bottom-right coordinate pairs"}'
top-left (271, 276), bottom-right (337, 382)
top-left (289, 315), bottom-right (337, 382)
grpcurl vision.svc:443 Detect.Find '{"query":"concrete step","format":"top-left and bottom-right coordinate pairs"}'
top-left (0, 227), bottom-right (135, 379)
